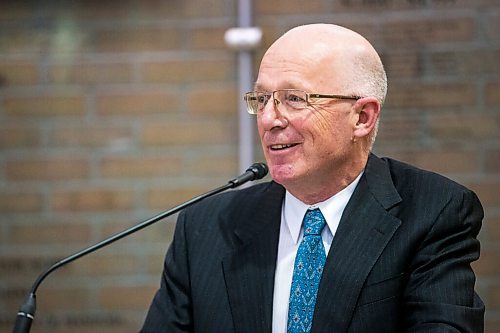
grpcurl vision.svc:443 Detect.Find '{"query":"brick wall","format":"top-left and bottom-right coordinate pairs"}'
top-left (0, 1), bottom-right (498, 332)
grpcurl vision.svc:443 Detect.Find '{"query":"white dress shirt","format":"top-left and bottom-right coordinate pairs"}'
top-left (272, 173), bottom-right (362, 333)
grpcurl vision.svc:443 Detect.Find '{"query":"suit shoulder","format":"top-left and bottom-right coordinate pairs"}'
top-left (377, 156), bottom-right (483, 234)
top-left (380, 157), bottom-right (474, 198)
top-left (183, 181), bottom-right (282, 217)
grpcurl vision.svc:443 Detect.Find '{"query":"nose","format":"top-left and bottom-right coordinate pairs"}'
top-left (258, 93), bottom-right (288, 129)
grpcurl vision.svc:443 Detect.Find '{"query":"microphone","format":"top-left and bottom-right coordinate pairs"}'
top-left (12, 163), bottom-right (268, 333)
top-left (229, 162), bottom-right (268, 187)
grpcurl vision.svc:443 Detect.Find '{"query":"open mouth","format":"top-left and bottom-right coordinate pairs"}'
top-left (270, 143), bottom-right (298, 151)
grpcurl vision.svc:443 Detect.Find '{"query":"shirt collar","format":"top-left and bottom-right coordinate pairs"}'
top-left (283, 172), bottom-right (363, 244)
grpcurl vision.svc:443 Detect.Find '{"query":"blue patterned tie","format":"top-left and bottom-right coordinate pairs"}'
top-left (287, 208), bottom-right (327, 333)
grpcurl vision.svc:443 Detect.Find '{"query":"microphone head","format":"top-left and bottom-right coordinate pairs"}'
top-left (247, 162), bottom-right (268, 180)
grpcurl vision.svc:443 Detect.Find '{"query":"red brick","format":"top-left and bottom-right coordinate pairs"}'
top-left (399, 151), bottom-right (480, 174)
top-left (48, 62), bottom-right (133, 85)
top-left (467, 181), bottom-right (500, 207)
top-left (428, 50), bottom-right (500, 77)
top-left (36, 287), bottom-right (90, 312)
top-left (48, 125), bottom-right (133, 147)
top-left (179, 1), bottom-right (235, 17)
top-left (4, 95), bottom-right (86, 117)
top-left (96, 90), bottom-right (181, 116)
top-left (52, 189), bottom-right (134, 211)
top-left (98, 218), bottom-right (176, 242)
top-left (5, 287), bottom-right (90, 317)
top-left (0, 61), bottom-right (38, 85)
top-left (190, 26), bottom-right (231, 50)
top-left (0, 125), bottom-right (39, 148)
top-left (6, 158), bottom-right (89, 181)
top-left (189, 155), bottom-right (238, 177)
top-left (0, 192), bottom-right (42, 212)
top-left (142, 59), bottom-right (234, 83)
top-left (9, 222), bottom-right (91, 245)
top-left (2, 286), bottom-right (30, 310)
top-left (488, 285), bottom-right (500, 310)
top-left (133, 0), bottom-right (185, 18)
top-left (472, 249), bottom-right (500, 275)
top-left (0, 30), bottom-right (49, 55)
top-left (486, 82), bottom-right (500, 105)
top-left (382, 17), bottom-right (475, 45)
top-left (99, 156), bottom-right (183, 178)
top-left (484, 11), bottom-right (500, 42)
top-left (332, 0), bottom-right (422, 11)
top-left (382, 51), bottom-right (420, 78)
top-left (428, 113), bottom-right (500, 140)
top-left (69, 254), bottom-right (142, 276)
top-left (485, 320), bottom-right (500, 333)
top-left (485, 216), bottom-right (500, 242)
top-left (146, 254), bottom-right (166, 274)
top-left (255, 0), bottom-right (324, 14)
top-left (94, 28), bottom-right (180, 52)
top-left (99, 285), bottom-right (157, 310)
top-left (440, 0), bottom-right (500, 9)
top-left (147, 187), bottom-right (211, 209)
top-left (141, 120), bottom-right (231, 146)
top-left (73, 1), bottom-right (134, 20)
top-left (120, 0), bottom-right (232, 19)
top-left (376, 113), bottom-right (421, 143)
top-left (386, 83), bottom-right (475, 108)
top-left (485, 150), bottom-right (500, 174)
top-left (0, 255), bottom-right (58, 276)
top-left (0, 3), bottom-right (35, 20)
top-left (28, 315), bottom-right (132, 333)
top-left (188, 86), bottom-right (237, 114)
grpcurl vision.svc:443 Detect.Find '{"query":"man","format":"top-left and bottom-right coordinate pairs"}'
top-left (141, 24), bottom-right (484, 332)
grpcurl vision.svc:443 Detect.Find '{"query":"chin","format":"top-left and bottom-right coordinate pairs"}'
top-left (269, 163), bottom-right (297, 185)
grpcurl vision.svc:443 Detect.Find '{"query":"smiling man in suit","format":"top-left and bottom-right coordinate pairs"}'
top-left (141, 23), bottom-right (484, 333)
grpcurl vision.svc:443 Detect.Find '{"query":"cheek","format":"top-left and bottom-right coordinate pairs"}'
top-left (256, 116), bottom-right (263, 133)
top-left (308, 113), bottom-right (353, 151)
top-left (308, 113), bottom-right (339, 140)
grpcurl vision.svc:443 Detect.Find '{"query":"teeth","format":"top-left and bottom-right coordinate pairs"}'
top-left (271, 144), bottom-right (293, 150)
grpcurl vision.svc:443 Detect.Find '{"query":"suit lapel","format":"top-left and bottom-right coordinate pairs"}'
top-left (222, 182), bottom-right (285, 333)
top-left (312, 154), bottom-right (403, 332)
top-left (221, 155), bottom-right (402, 333)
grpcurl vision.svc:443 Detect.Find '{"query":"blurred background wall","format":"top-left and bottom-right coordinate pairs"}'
top-left (0, 0), bottom-right (499, 332)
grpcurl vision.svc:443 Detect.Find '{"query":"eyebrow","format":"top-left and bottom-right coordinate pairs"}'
top-left (253, 82), bottom-right (266, 91)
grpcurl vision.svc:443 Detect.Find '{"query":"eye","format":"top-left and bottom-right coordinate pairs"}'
top-left (284, 90), bottom-right (307, 108)
top-left (257, 93), bottom-right (271, 105)
top-left (287, 94), bottom-right (306, 103)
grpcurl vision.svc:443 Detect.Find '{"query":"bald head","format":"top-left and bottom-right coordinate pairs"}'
top-left (260, 24), bottom-right (387, 105)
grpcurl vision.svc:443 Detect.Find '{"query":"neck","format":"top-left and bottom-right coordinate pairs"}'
top-left (286, 157), bottom-right (367, 205)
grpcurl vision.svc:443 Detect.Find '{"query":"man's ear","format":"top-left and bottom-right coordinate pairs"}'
top-left (352, 97), bottom-right (380, 139)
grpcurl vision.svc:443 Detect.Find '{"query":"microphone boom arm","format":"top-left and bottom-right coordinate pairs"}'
top-left (12, 163), bottom-right (268, 333)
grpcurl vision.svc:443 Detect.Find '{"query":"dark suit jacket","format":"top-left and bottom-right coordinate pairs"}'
top-left (141, 154), bottom-right (484, 332)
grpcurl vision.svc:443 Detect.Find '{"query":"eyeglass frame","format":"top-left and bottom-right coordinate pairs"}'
top-left (243, 89), bottom-right (362, 115)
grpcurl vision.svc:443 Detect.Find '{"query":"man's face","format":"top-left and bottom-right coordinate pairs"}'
top-left (255, 43), bottom-right (359, 193)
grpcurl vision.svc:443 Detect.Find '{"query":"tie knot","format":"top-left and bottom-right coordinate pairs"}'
top-left (303, 208), bottom-right (326, 236)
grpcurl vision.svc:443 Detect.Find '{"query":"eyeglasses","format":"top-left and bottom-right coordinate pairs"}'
top-left (243, 89), bottom-right (361, 115)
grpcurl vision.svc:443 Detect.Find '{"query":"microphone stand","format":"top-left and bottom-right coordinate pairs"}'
top-left (12, 163), bottom-right (268, 333)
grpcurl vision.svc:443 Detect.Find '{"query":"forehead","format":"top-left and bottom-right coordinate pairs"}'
top-left (255, 39), bottom-right (342, 92)
top-left (255, 70), bottom-right (315, 92)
